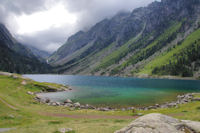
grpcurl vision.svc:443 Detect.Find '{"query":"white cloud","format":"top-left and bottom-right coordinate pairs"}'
top-left (16, 4), bottom-right (77, 34)
top-left (0, 0), bottom-right (156, 53)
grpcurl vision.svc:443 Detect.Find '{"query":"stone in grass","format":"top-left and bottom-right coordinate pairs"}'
top-left (58, 128), bottom-right (73, 133)
top-left (136, 113), bottom-right (143, 116)
top-left (27, 91), bottom-right (34, 95)
top-left (121, 108), bottom-right (126, 111)
top-left (21, 80), bottom-right (27, 85)
top-left (8, 114), bottom-right (15, 119)
top-left (11, 75), bottom-right (18, 79)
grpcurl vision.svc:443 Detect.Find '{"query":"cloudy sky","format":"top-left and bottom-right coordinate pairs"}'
top-left (0, 0), bottom-right (156, 53)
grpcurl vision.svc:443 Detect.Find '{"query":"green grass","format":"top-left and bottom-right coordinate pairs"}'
top-left (94, 23), bottom-right (146, 72)
top-left (94, 36), bottom-right (139, 71)
top-left (1, 73), bottom-right (200, 133)
top-left (0, 74), bottom-right (132, 133)
top-left (32, 81), bottom-right (69, 92)
top-left (119, 22), bottom-right (182, 71)
top-left (139, 28), bottom-right (200, 75)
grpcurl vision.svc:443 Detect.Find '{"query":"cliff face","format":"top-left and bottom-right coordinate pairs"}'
top-left (0, 24), bottom-right (51, 74)
top-left (49, 0), bottom-right (200, 78)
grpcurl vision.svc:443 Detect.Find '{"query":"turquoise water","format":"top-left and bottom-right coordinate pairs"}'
top-left (24, 75), bottom-right (200, 107)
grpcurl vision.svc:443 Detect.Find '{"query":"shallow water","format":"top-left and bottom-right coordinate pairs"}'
top-left (24, 75), bottom-right (200, 107)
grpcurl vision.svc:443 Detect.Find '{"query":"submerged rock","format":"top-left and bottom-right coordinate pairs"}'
top-left (115, 113), bottom-right (200, 133)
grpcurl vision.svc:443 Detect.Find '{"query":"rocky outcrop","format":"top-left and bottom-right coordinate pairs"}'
top-left (115, 113), bottom-right (200, 133)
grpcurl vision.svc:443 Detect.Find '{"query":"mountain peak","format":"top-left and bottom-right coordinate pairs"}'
top-left (49, 0), bottom-right (200, 78)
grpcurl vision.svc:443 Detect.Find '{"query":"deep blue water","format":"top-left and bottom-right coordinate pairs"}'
top-left (24, 75), bottom-right (200, 107)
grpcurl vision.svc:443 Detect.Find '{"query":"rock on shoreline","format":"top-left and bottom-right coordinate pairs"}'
top-left (34, 93), bottom-right (200, 111)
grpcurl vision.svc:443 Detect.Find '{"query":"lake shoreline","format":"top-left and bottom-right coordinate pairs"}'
top-left (34, 91), bottom-right (200, 112)
top-left (24, 73), bottom-right (200, 111)
top-left (1, 72), bottom-right (200, 111)
top-left (132, 74), bottom-right (200, 81)
top-left (23, 72), bottom-right (200, 81)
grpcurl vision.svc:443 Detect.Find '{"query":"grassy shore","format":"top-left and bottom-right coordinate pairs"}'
top-left (0, 73), bottom-right (200, 133)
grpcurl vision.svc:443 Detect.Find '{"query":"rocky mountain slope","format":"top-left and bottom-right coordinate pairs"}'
top-left (28, 46), bottom-right (50, 62)
top-left (49, 0), bottom-right (200, 78)
top-left (0, 24), bottom-right (51, 74)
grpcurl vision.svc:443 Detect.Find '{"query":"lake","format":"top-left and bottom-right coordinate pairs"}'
top-left (24, 75), bottom-right (200, 108)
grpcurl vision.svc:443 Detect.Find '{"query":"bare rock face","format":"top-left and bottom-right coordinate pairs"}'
top-left (115, 113), bottom-right (200, 133)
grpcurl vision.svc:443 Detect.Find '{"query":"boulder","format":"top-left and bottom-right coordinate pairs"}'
top-left (99, 108), bottom-right (110, 111)
top-left (115, 113), bottom-right (200, 133)
top-left (11, 75), bottom-right (18, 79)
top-left (35, 96), bottom-right (41, 100)
top-left (74, 102), bottom-right (81, 108)
top-left (45, 98), bottom-right (50, 103)
top-left (51, 102), bottom-right (57, 106)
top-left (167, 103), bottom-right (177, 107)
top-left (64, 99), bottom-right (72, 103)
top-left (85, 104), bottom-right (96, 109)
top-left (127, 107), bottom-right (135, 110)
top-left (58, 128), bottom-right (73, 133)
top-left (27, 91), bottom-right (34, 95)
top-left (121, 108), bottom-right (126, 111)
top-left (55, 102), bottom-right (60, 106)
top-left (21, 81), bottom-right (27, 85)
top-left (192, 98), bottom-right (200, 101)
top-left (182, 120), bottom-right (200, 132)
top-left (64, 103), bottom-right (73, 107)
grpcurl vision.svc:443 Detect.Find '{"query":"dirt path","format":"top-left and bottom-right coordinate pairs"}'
top-left (40, 112), bottom-right (137, 119)
top-left (0, 97), bottom-right (18, 110)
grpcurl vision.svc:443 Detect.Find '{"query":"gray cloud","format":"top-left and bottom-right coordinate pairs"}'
top-left (16, 25), bottom-right (74, 52)
top-left (0, 0), bottom-right (156, 53)
top-left (0, 0), bottom-right (46, 15)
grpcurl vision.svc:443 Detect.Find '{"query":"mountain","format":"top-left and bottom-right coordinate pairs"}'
top-left (49, 0), bottom-right (200, 79)
top-left (28, 46), bottom-right (50, 62)
top-left (0, 23), bottom-right (51, 74)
